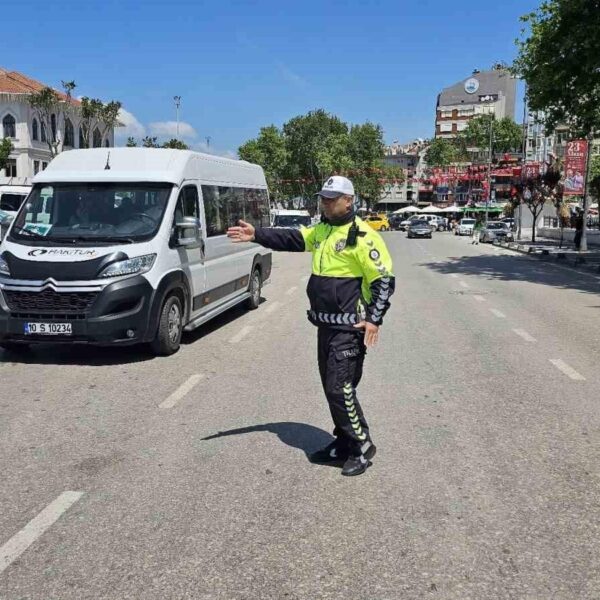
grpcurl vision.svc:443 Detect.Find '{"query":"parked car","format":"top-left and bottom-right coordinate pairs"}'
top-left (388, 213), bottom-right (404, 230)
top-left (365, 214), bottom-right (390, 231)
top-left (407, 220), bottom-right (432, 239)
top-left (501, 217), bottom-right (515, 230)
top-left (399, 215), bottom-right (421, 231)
top-left (479, 221), bottom-right (514, 243)
top-left (421, 215), bottom-right (446, 231)
top-left (456, 218), bottom-right (476, 236)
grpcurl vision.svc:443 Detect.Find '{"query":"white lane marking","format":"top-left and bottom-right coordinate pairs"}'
top-left (549, 359), bottom-right (586, 381)
top-left (301, 275), bottom-right (310, 283)
top-left (450, 274), bottom-right (459, 278)
top-left (229, 325), bottom-right (253, 345)
top-left (285, 286), bottom-right (298, 296)
top-left (473, 295), bottom-right (486, 302)
top-left (512, 328), bottom-right (537, 343)
top-left (459, 281), bottom-right (470, 289)
top-left (264, 300), bottom-right (281, 315)
top-left (0, 491), bottom-right (84, 574)
top-left (489, 308), bottom-right (506, 318)
top-left (159, 374), bottom-right (204, 409)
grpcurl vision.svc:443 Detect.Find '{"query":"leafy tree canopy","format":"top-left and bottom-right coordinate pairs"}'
top-left (513, 0), bottom-right (600, 134)
top-left (0, 138), bottom-right (13, 171)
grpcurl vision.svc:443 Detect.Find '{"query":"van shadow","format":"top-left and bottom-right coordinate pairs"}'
top-left (422, 252), bottom-right (600, 299)
top-left (202, 421), bottom-right (337, 466)
top-left (0, 296), bottom-right (269, 366)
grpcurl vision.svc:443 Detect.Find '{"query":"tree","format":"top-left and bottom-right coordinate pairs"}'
top-left (141, 136), bottom-right (160, 148)
top-left (347, 123), bottom-right (386, 208)
top-left (239, 125), bottom-right (288, 198)
top-left (458, 114), bottom-right (523, 154)
top-left (28, 85), bottom-right (75, 157)
top-left (0, 138), bottom-right (12, 172)
top-left (126, 137), bottom-right (137, 147)
top-left (513, 0), bottom-right (600, 135)
top-left (78, 97), bottom-right (104, 148)
top-left (425, 138), bottom-right (460, 167)
top-left (98, 101), bottom-right (122, 145)
top-left (162, 138), bottom-right (189, 149)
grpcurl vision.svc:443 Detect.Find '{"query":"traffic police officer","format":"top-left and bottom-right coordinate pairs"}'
top-left (227, 176), bottom-right (395, 476)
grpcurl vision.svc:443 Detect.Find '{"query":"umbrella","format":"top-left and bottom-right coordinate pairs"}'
top-left (419, 205), bottom-right (443, 214)
top-left (393, 205), bottom-right (420, 214)
top-left (438, 205), bottom-right (463, 213)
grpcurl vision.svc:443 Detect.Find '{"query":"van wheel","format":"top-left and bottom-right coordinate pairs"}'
top-left (151, 294), bottom-right (183, 356)
top-left (246, 268), bottom-right (262, 310)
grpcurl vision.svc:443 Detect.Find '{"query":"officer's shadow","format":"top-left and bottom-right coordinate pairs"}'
top-left (201, 422), bottom-right (339, 468)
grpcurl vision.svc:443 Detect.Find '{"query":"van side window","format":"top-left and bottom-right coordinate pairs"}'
top-left (202, 184), bottom-right (270, 237)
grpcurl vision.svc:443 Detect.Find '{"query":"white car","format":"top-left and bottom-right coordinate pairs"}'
top-left (456, 218), bottom-right (476, 236)
top-left (0, 148), bottom-right (272, 355)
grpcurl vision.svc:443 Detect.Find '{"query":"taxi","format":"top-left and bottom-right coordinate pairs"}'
top-left (365, 214), bottom-right (390, 232)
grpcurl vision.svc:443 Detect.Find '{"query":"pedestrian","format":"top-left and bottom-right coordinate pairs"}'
top-left (227, 176), bottom-right (395, 476)
top-left (574, 208), bottom-right (584, 250)
top-left (471, 217), bottom-right (482, 245)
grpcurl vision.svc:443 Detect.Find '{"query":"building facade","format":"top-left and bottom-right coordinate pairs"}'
top-left (435, 69), bottom-right (517, 139)
top-left (0, 68), bottom-right (116, 185)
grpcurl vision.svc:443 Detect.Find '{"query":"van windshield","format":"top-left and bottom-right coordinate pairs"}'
top-left (10, 183), bottom-right (173, 244)
top-left (273, 215), bottom-right (311, 228)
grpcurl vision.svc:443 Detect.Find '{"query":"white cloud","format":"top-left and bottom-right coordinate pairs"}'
top-left (149, 121), bottom-right (197, 140)
top-left (277, 62), bottom-right (308, 88)
top-left (115, 108), bottom-right (146, 143)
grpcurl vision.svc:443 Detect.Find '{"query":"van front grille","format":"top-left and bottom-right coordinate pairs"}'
top-left (4, 289), bottom-right (98, 314)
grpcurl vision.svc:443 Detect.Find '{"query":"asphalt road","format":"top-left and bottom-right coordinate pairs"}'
top-left (1, 230), bottom-right (600, 599)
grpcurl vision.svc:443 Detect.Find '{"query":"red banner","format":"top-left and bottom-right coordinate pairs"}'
top-left (564, 139), bottom-right (588, 196)
top-left (522, 163), bottom-right (540, 180)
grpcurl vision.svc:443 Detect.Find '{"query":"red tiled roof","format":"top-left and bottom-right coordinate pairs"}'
top-left (0, 68), bottom-right (80, 105)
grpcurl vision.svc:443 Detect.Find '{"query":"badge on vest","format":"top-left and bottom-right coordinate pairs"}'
top-left (335, 240), bottom-right (347, 252)
top-left (369, 249), bottom-right (380, 261)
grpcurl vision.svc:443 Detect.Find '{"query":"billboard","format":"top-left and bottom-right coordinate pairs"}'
top-left (564, 140), bottom-right (588, 196)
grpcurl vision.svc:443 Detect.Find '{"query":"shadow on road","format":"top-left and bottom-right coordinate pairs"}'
top-left (421, 252), bottom-right (600, 299)
top-left (201, 421), bottom-right (335, 463)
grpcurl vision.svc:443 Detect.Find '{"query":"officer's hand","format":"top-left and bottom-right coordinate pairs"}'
top-left (227, 220), bottom-right (255, 243)
top-left (354, 321), bottom-right (380, 347)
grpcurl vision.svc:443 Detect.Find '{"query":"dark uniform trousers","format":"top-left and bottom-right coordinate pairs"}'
top-left (317, 327), bottom-right (370, 453)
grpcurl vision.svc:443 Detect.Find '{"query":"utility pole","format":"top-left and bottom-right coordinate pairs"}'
top-left (485, 115), bottom-right (493, 226)
top-left (580, 133), bottom-right (594, 253)
top-left (205, 136), bottom-right (211, 150)
top-left (173, 96), bottom-right (181, 140)
top-left (518, 84), bottom-right (528, 241)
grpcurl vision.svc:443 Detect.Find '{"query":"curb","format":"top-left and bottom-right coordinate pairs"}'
top-left (492, 240), bottom-right (600, 275)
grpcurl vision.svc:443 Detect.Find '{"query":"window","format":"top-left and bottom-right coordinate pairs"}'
top-left (440, 109), bottom-right (453, 119)
top-left (174, 185), bottom-right (199, 242)
top-left (201, 185), bottom-right (269, 237)
top-left (458, 108), bottom-right (473, 117)
top-left (93, 128), bottom-right (102, 148)
top-left (32, 118), bottom-right (39, 141)
top-left (41, 122), bottom-right (47, 143)
top-left (456, 121), bottom-right (468, 132)
top-left (2, 114), bottom-right (16, 138)
top-left (79, 125), bottom-right (87, 148)
top-left (440, 122), bottom-right (453, 133)
top-left (4, 159), bottom-right (17, 178)
top-left (33, 160), bottom-right (40, 175)
top-left (42, 162), bottom-right (48, 170)
top-left (51, 114), bottom-right (57, 142)
top-left (64, 118), bottom-right (74, 147)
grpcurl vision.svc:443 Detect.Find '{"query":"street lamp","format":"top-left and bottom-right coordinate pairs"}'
top-left (173, 96), bottom-right (181, 140)
top-left (486, 115), bottom-right (493, 226)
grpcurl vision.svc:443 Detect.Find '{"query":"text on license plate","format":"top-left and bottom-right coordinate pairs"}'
top-left (24, 322), bottom-right (72, 335)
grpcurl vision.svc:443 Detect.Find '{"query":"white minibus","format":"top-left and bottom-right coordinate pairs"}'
top-left (0, 148), bottom-right (272, 355)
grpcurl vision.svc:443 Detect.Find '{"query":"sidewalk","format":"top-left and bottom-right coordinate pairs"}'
top-left (492, 234), bottom-right (600, 275)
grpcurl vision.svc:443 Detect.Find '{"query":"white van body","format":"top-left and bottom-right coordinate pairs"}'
top-left (0, 149), bottom-right (272, 354)
top-left (271, 209), bottom-right (311, 229)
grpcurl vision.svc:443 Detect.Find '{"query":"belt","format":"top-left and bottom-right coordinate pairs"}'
top-left (308, 310), bottom-right (358, 325)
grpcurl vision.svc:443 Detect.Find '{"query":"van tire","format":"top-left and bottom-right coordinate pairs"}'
top-left (246, 268), bottom-right (262, 310)
top-left (151, 294), bottom-right (183, 356)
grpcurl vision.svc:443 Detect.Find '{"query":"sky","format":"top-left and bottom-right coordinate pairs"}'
top-left (3, 0), bottom-right (540, 157)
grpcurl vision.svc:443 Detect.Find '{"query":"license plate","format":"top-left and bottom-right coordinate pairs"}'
top-left (24, 322), bottom-right (72, 335)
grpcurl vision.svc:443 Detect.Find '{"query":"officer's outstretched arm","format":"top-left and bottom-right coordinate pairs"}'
top-left (357, 234), bottom-right (395, 326)
top-left (253, 225), bottom-right (316, 252)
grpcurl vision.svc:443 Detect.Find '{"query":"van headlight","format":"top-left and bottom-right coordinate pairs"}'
top-left (97, 254), bottom-right (156, 278)
top-left (0, 256), bottom-right (10, 277)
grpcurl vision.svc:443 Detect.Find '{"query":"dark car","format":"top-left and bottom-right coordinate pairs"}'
top-left (388, 213), bottom-right (404, 230)
top-left (479, 221), bottom-right (514, 243)
top-left (407, 220), bottom-right (432, 239)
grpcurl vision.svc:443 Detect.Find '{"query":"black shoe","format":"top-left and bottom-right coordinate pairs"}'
top-left (341, 454), bottom-right (372, 476)
top-left (309, 440), bottom-right (348, 464)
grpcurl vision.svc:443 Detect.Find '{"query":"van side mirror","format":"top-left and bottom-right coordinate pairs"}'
top-left (175, 216), bottom-right (202, 248)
